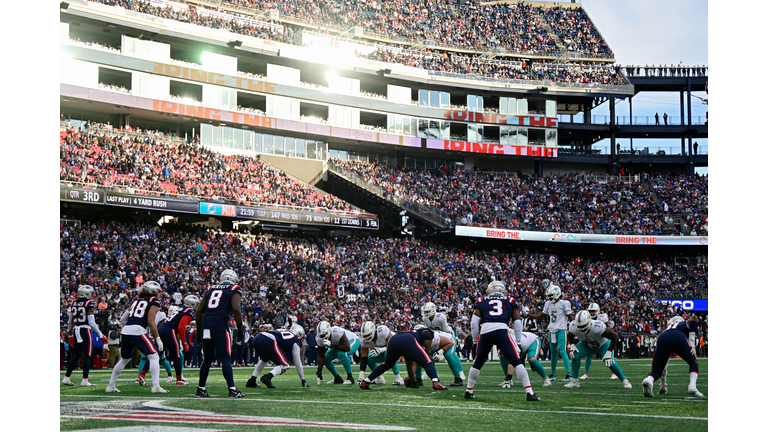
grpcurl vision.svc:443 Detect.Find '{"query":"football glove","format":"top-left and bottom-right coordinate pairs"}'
top-left (101, 335), bottom-right (109, 344)
top-left (156, 338), bottom-right (164, 353)
top-left (690, 346), bottom-right (696, 358)
top-left (370, 347), bottom-right (381, 357)
top-left (301, 379), bottom-right (309, 388)
top-left (358, 371), bottom-right (366, 385)
top-left (568, 344), bottom-right (579, 360)
top-left (316, 370), bottom-right (323, 385)
top-left (183, 343), bottom-right (189, 353)
top-left (317, 338), bottom-right (331, 348)
top-left (602, 351), bottom-right (614, 367)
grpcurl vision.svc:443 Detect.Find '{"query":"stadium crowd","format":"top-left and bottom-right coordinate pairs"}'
top-left (59, 124), bottom-right (356, 213)
top-left (332, 159), bottom-right (707, 235)
top-left (60, 219), bottom-right (707, 367)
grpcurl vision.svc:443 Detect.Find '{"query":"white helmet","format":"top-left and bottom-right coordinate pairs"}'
top-left (77, 285), bottom-right (95, 300)
top-left (317, 321), bottom-right (332, 340)
top-left (668, 316), bottom-right (685, 327)
top-left (546, 284), bottom-right (562, 303)
top-left (220, 269), bottom-right (239, 284)
top-left (575, 310), bottom-right (592, 333)
top-left (290, 324), bottom-right (306, 340)
top-left (361, 321), bottom-right (376, 342)
top-left (183, 294), bottom-right (201, 309)
top-left (522, 306), bottom-right (530, 316)
top-left (413, 324), bottom-right (426, 331)
top-left (487, 280), bottom-right (507, 297)
top-left (422, 302), bottom-right (437, 319)
top-left (140, 281), bottom-right (161, 297)
top-left (587, 302), bottom-right (600, 319)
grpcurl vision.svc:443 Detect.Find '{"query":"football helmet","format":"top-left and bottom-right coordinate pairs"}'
top-left (668, 316), bottom-right (685, 327)
top-left (290, 324), bottom-right (306, 340)
top-left (317, 321), bottom-right (332, 340)
top-left (487, 280), bottom-right (507, 297)
top-left (546, 284), bottom-right (562, 303)
top-left (361, 321), bottom-right (376, 342)
top-left (140, 281), bottom-right (162, 297)
top-left (587, 303), bottom-right (600, 319)
top-left (575, 310), bottom-right (592, 333)
top-left (413, 324), bottom-right (426, 331)
top-left (220, 269), bottom-right (239, 284)
top-left (422, 302), bottom-right (437, 319)
top-left (183, 294), bottom-right (201, 309)
top-left (77, 285), bottom-right (95, 300)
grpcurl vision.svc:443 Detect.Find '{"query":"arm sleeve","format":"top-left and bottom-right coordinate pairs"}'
top-left (120, 310), bottom-right (130, 326)
top-left (513, 319), bottom-right (523, 345)
top-left (87, 314), bottom-right (103, 338)
top-left (292, 344), bottom-right (305, 381)
top-left (471, 315), bottom-right (481, 342)
top-left (177, 315), bottom-right (193, 336)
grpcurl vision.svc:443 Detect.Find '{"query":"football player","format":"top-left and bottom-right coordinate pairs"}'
top-left (499, 330), bottom-right (551, 388)
top-left (524, 283), bottom-right (574, 381)
top-left (359, 326), bottom-right (447, 391)
top-left (413, 325), bottom-right (459, 387)
top-left (194, 269), bottom-right (246, 398)
top-left (106, 281), bottom-right (168, 393)
top-left (563, 311), bottom-right (631, 389)
top-left (135, 301), bottom-right (174, 385)
top-left (579, 303), bottom-right (618, 380)
top-left (358, 321), bottom-right (404, 386)
top-left (465, 280), bottom-right (540, 401)
top-left (642, 315), bottom-right (704, 397)
top-left (315, 321), bottom-right (360, 385)
top-left (62, 285), bottom-right (108, 387)
top-left (422, 302), bottom-right (465, 386)
top-left (157, 294), bottom-right (200, 385)
top-left (246, 323), bottom-right (309, 388)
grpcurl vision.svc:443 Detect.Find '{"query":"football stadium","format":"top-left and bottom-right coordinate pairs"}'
top-left (52, 0), bottom-right (711, 430)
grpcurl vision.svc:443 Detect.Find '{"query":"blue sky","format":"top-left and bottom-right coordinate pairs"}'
top-left (580, 0), bottom-right (709, 173)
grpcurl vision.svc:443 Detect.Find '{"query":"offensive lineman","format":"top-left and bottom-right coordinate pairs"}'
top-left (358, 321), bottom-right (405, 386)
top-left (465, 280), bottom-right (540, 401)
top-left (62, 285), bottom-right (108, 387)
top-left (564, 311), bottom-right (632, 389)
top-left (246, 322), bottom-right (309, 388)
top-left (195, 269), bottom-right (246, 398)
top-left (642, 315), bottom-right (704, 397)
top-left (315, 322), bottom-right (360, 385)
top-left (580, 303), bottom-right (618, 380)
top-left (524, 284), bottom-right (574, 381)
top-left (157, 294), bottom-right (199, 385)
top-left (413, 325), bottom-right (459, 387)
top-left (422, 302), bottom-right (465, 386)
top-left (106, 281), bottom-right (168, 393)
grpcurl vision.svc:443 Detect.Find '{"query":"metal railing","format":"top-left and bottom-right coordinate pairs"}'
top-left (559, 115), bottom-right (708, 126)
top-left (558, 145), bottom-right (708, 157)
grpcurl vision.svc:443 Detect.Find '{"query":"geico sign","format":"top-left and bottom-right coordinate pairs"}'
top-left (658, 300), bottom-right (695, 310)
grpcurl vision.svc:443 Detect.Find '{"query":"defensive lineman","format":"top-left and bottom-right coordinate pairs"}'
top-left (564, 311), bottom-right (632, 389)
top-left (465, 280), bottom-right (540, 401)
top-left (422, 302), bottom-right (465, 386)
top-left (524, 284), bottom-right (574, 381)
top-left (580, 303), bottom-right (618, 380)
top-left (642, 315), bottom-right (704, 397)
top-left (315, 322), bottom-right (360, 385)
top-left (499, 330), bottom-right (551, 388)
top-left (358, 321), bottom-right (404, 385)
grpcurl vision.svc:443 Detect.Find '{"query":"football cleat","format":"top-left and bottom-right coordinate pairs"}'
top-left (229, 388), bottom-right (245, 398)
top-left (526, 393), bottom-right (541, 401)
top-left (548, 374), bottom-right (556, 382)
top-left (261, 374), bottom-right (276, 389)
top-left (416, 379), bottom-right (424, 387)
top-left (105, 385), bottom-right (120, 393)
top-left (580, 374), bottom-right (589, 380)
top-left (658, 386), bottom-right (668, 395)
top-left (62, 377), bottom-right (74, 386)
top-left (328, 375), bottom-right (345, 384)
top-left (374, 376), bottom-right (386, 385)
top-left (451, 378), bottom-right (464, 387)
top-left (195, 387), bottom-right (210, 398)
top-left (392, 377), bottom-right (404, 386)
top-left (80, 380), bottom-right (96, 387)
top-left (622, 379), bottom-right (632, 389)
top-left (246, 376), bottom-right (261, 388)
top-left (688, 386), bottom-right (704, 397)
top-left (432, 381), bottom-right (447, 391)
top-left (176, 379), bottom-right (189, 386)
top-left (464, 391), bottom-right (475, 399)
top-left (360, 380), bottom-right (371, 390)
top-left (166, 376), bottom-right (176, 383)
top-left (562, 374), bottom-right (573, 382)
top-left (542, 377), bottom-right (552, 387)
top-left (343, 380), bottom-right (354, 385)
top-left (135, 376), bottom-right (147, 386)
top-left (642, 376), bottom-right (654, 397)
top-left (610, 374), bottom-right (619, 380)
top-left (564, 378), bottom-right (580, 388)
top-left (151, 386), bottom-right (169, 394)
top-left (501, 380), bottom-right (512, 389)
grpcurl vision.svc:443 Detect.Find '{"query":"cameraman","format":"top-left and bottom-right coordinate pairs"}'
top-left (107, 320), bottom-right (121, 368)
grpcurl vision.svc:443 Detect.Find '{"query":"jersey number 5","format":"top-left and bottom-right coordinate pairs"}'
top-left (489, 299), bottom-right (504, 316)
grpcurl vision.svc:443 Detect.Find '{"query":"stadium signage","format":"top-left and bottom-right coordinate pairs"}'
top-left (104, 191), bottom-right (200, 213)
top-left (455, 225), bottom-right (707, 246)
top-left (200, 201), bottom-right (379, 230)
top-left (442, 110), bottom-right (558, 128)
top-left (152, 62), bottom-right (277, 94)
top-left (426, 139), bottom-right (557, 157)
top-left (61, 187), bottom-right (103, 204)
top-left (657, 299), bottom-right (708, 311)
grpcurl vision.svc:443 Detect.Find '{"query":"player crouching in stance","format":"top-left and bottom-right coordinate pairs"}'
top-left (106, 281), bottom-right (168, 394)
top-left (564, 311), bottom-right (631, 389)
top-left (62, 285), bottom-right (108, 387)
top-left (359, 326), bottom-right (447, 390)
top-left (315, 321), bottom-right (360, 385)
top-left (246, 322), bottom-right (309, 389)
top-left (642, 315), bottom-right (704, 398)
top-left (358, 321), bottom-right (404, 386)
top-left (499, 329), bottom-right (551, 388)
top-left (413, 325), bottom-right (459, 387)
top-left (580, 303), bottom-right (618, 380)
top-left (465, 280), bottom-right (540, 401)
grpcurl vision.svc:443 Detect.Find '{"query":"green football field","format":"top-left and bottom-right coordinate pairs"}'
top-left (60, 358), bottom-right (707, 431)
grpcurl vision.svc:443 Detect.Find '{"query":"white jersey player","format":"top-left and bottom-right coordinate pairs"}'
top-left (580, 303), bottom-right (617, 380)
top-left (316, 322), bottom-right (361, 385)
top-left (422, 302), bottom-right (465, 383)
top-left (358, 322), bottom-right (403, 385)
top-left (525, 285), bottom-right (574, 381)
top-left (564, 311), bottom-right (631, 389)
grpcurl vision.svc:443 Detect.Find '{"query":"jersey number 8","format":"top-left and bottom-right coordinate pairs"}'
top-left (208, 290), bottom-right (223, 309)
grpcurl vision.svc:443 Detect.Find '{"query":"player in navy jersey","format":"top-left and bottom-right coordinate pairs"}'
top-left (106, 281), bottom-right (168, 393)
top-left (246, 323), bottom-right (309, 389)
top-left (642, 315), bottom-right (705, 397)
top-left (359, 327), bottom-right (448, 391)
top-left (465, 280), bottom-right (540, 401)
top-left (194, 269), bottom-right (246, 398)
top-left (62, 285), bottom-right (108, 387)
top-left (157, 294), bottom-right (200, 385)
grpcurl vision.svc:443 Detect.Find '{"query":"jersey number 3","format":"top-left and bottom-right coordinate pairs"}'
top-left (489, 299), bottom-right (504, 316)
